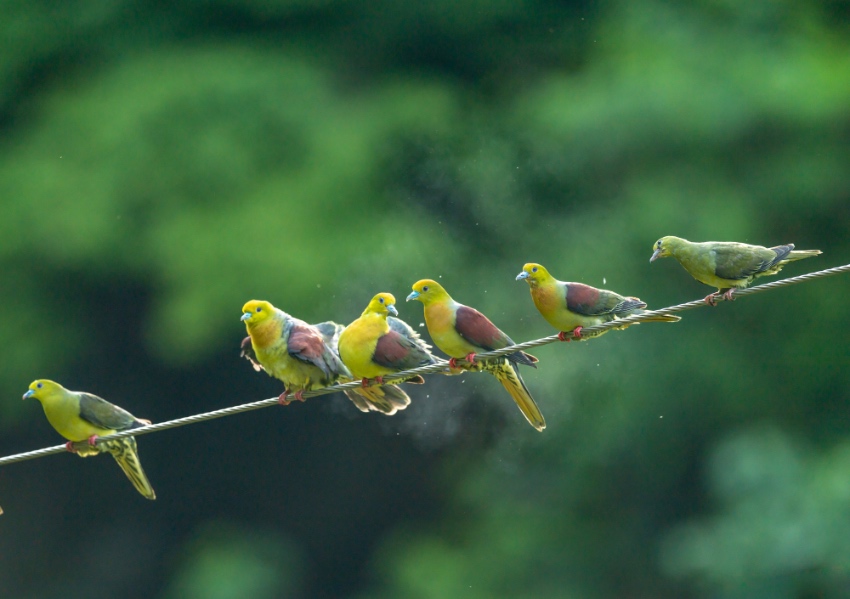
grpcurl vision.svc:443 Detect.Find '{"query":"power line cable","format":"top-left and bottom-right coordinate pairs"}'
top-left (2, 262), bottom-right (848, 468)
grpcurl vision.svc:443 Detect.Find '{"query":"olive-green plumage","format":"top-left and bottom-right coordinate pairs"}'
top-left (24, 380), bottom-right (156, 500)
top-left (650, 236), bottom-right (822, 302)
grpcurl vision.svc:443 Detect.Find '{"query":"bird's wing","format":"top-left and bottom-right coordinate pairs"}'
top-left (240, 336), bottom-right (264, 372)
top-left (453, 305), bottom-right (511, 351)
top-left (711, 245), bottom-right (776, 280)
top-left (77, 393), bottom-right (140, 431)
top-left (374, 318), bottom-right (436, 371)
top-left (286, 319), bottom-right (343, 379)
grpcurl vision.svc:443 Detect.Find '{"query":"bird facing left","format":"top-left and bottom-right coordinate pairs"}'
top-left (24, 379), bottom-right (156, 500)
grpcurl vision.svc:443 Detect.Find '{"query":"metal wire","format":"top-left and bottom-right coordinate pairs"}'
top-left (2, 262), bottom-right (848, 468)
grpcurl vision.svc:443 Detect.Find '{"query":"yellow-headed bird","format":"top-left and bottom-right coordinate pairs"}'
top-left (517, 263), bottom-right (680, 339)
top-left (338, 293), bottom-right (437, 415)
top-left (650, 236), bottom-right (822, 304)
top-left (24, 380), bottom-right (156, 500)
top-left (407, 279), bottom-right (546, 431)
top-left (241, 300), bottom-right (351, 404)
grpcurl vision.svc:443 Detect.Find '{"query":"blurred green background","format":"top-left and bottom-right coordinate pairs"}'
top-left (1, 0), bottom-right (849, 597)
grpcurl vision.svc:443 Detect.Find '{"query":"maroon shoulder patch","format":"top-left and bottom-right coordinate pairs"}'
top-left (373, 330), bottom-right (414, 370)
top-left (565, 282), bottom-right (601, 315)
top-left (455, 305), bottom-right (508, 350)
top-left (288, 323), bottom-right (326, 363)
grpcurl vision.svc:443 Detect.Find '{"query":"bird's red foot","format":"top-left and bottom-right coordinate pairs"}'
top-left (572, 327), bottom-right (583, 339)
top-left (722, 289), bottom-right (736, 302)
top-left (704, 293), bottom-right (719, 306)
top-left (557, 331), bottom-right (571, 342)
top-left (360, 376), bottom-right (384, 387)
top-left (449, 354), bottom-right (477, 369)
top-left (293, 390), bottom-right (306, 403)
top-left (278, 389), bottom-right (291, 405)
top-left (87, 435), bottom-right (99, 446)
top-left (65, 441), bottom-right (77, 453)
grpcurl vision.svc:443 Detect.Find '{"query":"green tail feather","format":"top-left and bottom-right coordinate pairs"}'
top-left (486, 360), bottom-right (546, 432)
top-left (766, 249), bottom-right (823, 275)
top-left (631, 311), bottom-right (681, 323)
top-left (100, 437), bottom-right (156, 500)
top-left (786, 249), bottom-right (822, 261)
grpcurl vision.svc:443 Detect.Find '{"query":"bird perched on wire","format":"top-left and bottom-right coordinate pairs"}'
top-left (517, 263), bottom-right (680, 340)
top-left (241, 299), bottom-right (351, 405)
top-left (338, 292), bottom-right (439, 415)
top-left (23, 380), bottom-right (156, 500)
top-left (650, 236), bottom-right (822, 305)
top-left (407, 279), bottom-right (546, 431)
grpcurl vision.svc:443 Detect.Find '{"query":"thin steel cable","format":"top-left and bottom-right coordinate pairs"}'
top-left (2, 262), bottom-right (849, 468)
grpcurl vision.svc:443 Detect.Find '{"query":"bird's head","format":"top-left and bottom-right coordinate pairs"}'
top-left (364, 293), bottom-right (398, 317)
top-left (23, 379), bottom-right (63, 402)
top-left (406, 279), bottom-right (448, 305)
top-left (650, 236), bottom-right (680, 262)
top-left (516, 263), bottom-right (550, 287)
top-left (241, 300), bottom-right (275, 327)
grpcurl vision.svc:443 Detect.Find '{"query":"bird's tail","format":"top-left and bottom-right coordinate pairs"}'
top-left (630, 310), bottom-right (681, 324)
top-left (756, 245), bottom-right (821, 277)
top-left (786, 249), bottom-right (822, 262)
top-left (483, 360), bottom-right (546, 431)
top-left (344, 384), bottom-right (412, 416)
top-left (100, 436), bottom-right (156, 500)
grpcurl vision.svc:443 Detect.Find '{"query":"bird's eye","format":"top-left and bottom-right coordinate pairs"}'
top-left (37, 382), bottom-right (43, 388)
top-left (256, 307), bottom-right (262, 313)
top-left (532, 267), bottom-right (538, 273)
top-left (423, 286), bottom-right (429, 292)
top-left (379, 297), bottom-right (384, 303)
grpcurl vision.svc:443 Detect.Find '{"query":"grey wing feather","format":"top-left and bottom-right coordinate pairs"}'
top-left (313, 321), bottom-right (345, 345)
top-left (387, 317), bottom-right (432, 354)
top-left (611, 298), bottom-right (647, 316)
top-left (77, 393), bottom-right (143, 432)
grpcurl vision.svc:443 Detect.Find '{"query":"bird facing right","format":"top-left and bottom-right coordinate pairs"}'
top-left (338, 292), bottom-right (439, 415)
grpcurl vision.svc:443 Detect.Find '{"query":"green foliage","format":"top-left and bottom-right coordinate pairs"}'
top-left (662, 427), bottom-right (850, 598)
top-left (162, 522), bottom-right (304, 599)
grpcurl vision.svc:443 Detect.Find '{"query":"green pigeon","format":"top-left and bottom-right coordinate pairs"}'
top-left (650, 236), bottom-right (822, 304)
top-left (24, 379), bottom-right (156, 500)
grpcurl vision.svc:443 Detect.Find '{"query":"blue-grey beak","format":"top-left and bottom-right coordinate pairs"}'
top-left (406, 290), bottom-right (420, 302)
top-left (650, 248), bottom-right (662, 262)
top-left (23, 389), bottom-right (34, 400)
top-left (516, 271), bottom-right (529, 281)
top-left (240, 312), bottom-right (252, 322)
top-left (387, 304), bottom-right (398, 317)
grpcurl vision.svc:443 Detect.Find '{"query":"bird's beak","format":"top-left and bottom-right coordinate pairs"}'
top-left (240, 312), bottom-right (252, 322)
top-left (650, 249), bottom-right (662, 263)
top-left (516, 271), bottom-right (529, 281)
top-left (387, 304), bottom-right (399, 317)
top-left (406, 290), bottom-right (420, 302)
top-left (22, 389), bottom-right (34, 400)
